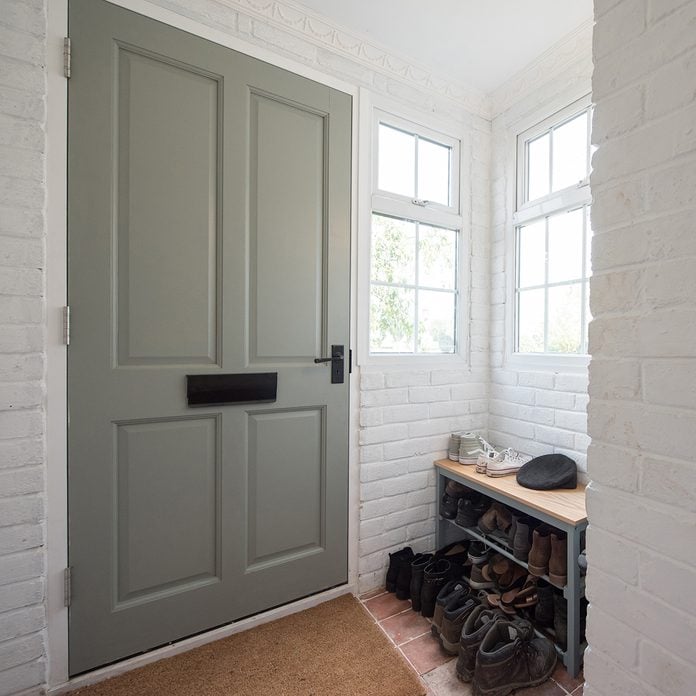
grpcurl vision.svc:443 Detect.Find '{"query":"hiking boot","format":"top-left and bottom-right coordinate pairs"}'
top-left (386, 546), bottom-right (413, 593)
top-left (432, 580), bottom-right (469, 639)
top-left (473, 619), bottom-right (557, 696)
top-left (486, 449), bottom-right (532, 478)
top-left (440, 492), bottom-right (460, 519)
top-left (534, 581), bottom-right (554, 628)
top-left (441, 595), bottom-right (480, 655)
top-left (456, 605), bottom-right (500, 682)
top-left (469, 562), bottom-right (495, 589)
top-left (409, 553), bottom-right (433, 612)
top-left (548, 531), bottom-right (567, 586)
top-left (395, 549), bottom-right (416, 600)
top-left (456, 495), bottom-right (486, 528)
top-left (421, 559), bottom-right (451, 618)
top-left (528, 525), bottom-right (552, 576)
top-left (468, 541), bottom-right (491, 564)
top-left (512, 516), bottom-right (535, 562)
top-left (554, 593), bottom-right (567, 650)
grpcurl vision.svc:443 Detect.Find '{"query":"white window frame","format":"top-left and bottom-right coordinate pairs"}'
top-left (507, 94), bottom-right (593, 371)
top-left (357, 90), bottom-right (469, 366)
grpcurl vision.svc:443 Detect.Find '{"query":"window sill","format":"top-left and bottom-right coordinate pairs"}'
top-left (505, 352), bottom-right (589, 373)
top-left (358, 351), bottom-right (470, 370)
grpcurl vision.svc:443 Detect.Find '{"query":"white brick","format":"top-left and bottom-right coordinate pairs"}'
top-left (587, 442), bottom-right (640, 493)
top-left (586, 526), bottom-right (639, 585)
top-left (640, 455), bottom-right (696, 513)
top-left (0, 659), bottom-right (45, 696)
top-left (588, 359), bottom-right (641, 400)
top-left (585, 605), bottom-right (640, 669)
top-left (0, 524), bottom-right (43, 555)
top-left (381, 403), bottom-right (429, 424)
top-left (383, 371), bottom-right (428, 388)
top-left (358, 423), bottom-right (408, 445)
top-left (360, 388), bottom-right (408, 407)
top-left (0, 634), bottom-right (44, 673)
top-left (534, 389), bottom-right (576, 410)
top-left (359, 372), bottom-right (384, 391)
top-left (408, 385), bottom-right (450, 403)
top-left (642, 359), bottom-right (696, 408)
top-left (359, 408), bottom-right (382, 427)
top-left (640, 551), bottom-right (696, 618)
top-left (639, 639), bottom-right (696, 696)
top-left (0, 579), bottom-right (43, 614)
top-left (0, 606), bottom-right (44, 643)
top-left (553, 410), bottom-right (587, 432)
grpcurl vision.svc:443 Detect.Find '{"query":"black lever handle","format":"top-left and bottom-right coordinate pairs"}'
top-left (313, 345), bottom-right (344, 383)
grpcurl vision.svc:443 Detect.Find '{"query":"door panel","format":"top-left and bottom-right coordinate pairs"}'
top-left (68, 0), bottom-right (351, 675)
top-left (116, 48), bottom-right (221, 366)
top-left (249, 94), bottom-right (325, 363)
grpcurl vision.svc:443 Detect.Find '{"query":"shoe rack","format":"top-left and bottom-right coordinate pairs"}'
top-left (433, 459), bottom-right (587, 678)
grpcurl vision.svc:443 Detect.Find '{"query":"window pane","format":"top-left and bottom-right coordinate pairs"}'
top-left (418, 138), bottom-right (450, 205)
top-left (371, 215), bottom-right (416, 285)
top-left (370, 285), bottom-right (415, 353)
top-left (378, 124), bottom-right (415, 197)
top-left (548, 208), bottom-right (584, 283)
top-left (518, 220), bottom-right (546, 288)
top-left (418, 290), bottom-right (455, 353)
top-left (418, 225), bottom-right (456, 289)
top-left (527, 133), bottom-right (550, 201)
top-left (552, 112), bottom-right (588, 191)
top-left (548, 283), bottom-right (582, 353)
top-left (585, 206), bottom-right (592, 277)
top-left (518, 288), bottom-right (545, 353)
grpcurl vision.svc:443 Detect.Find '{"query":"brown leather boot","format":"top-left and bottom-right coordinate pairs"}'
top-left (473, 619), bottom-right (556, 696)
top-left (527, 525), bottom-right (552, 576)
top-left (548, 531), bottom-right (567, 587)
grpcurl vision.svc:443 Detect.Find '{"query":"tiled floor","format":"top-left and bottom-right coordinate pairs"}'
top-left (360, 589), bottom-right (584, 696)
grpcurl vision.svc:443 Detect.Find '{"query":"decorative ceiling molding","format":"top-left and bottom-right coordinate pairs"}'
top-left (490, 20), bottom-right (594, 119)
top-left (225, 0), bottom-right (492, 118)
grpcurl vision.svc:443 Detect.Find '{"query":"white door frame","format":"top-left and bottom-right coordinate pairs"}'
top-left (45, 0), bottom-right (361, 689)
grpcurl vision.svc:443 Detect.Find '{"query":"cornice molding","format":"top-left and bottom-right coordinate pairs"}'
top-left (225, 0), bottom-right (492, 118)
top-left (490, 20), bottom-right (594, 118)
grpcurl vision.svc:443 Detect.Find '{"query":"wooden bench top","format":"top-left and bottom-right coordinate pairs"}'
top-left (434, 459), bottom-right (587, 526)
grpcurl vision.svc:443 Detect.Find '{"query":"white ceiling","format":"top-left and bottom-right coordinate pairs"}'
top-left (293, 0), bottom-right (593, 93)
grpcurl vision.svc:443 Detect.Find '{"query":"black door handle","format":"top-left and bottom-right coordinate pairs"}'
top-left (314, 345), bottom-right (344, 384)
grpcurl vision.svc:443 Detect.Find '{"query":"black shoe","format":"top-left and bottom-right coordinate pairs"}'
top-left (409, 553), bottom-right (433, 612)
top-left (440, 492), bottom-right (459, 519)
top-left (455, 496), bottom-right (486, 528)
top-left (467, 541), bottom-right (490, 564)
top-left (431, 580), bottom-right (469, 639)
top-left (386, 546), bottom-right (413, 593)
top-left (421, 559), bottom-right (451, 618)
top-left (456, 605), bottom-right (501, 682)
top-left (534, 581), bottom-right (554, 628)
top-left (394, 549), bottom-right (416, 599)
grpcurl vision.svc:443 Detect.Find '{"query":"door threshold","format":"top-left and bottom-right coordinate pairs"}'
top-left (49, 583), bottom-right (355, 694)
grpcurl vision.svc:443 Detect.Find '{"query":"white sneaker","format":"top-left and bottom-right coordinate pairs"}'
top-left (448, 432), bottom-right (462, 461)
top-left (476, 446), bottom-right (501, 474)
top-left (485, 449), bottom-right (532, 477)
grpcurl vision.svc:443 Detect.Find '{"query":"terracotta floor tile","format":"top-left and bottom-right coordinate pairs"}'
top-left (572, 686), bottom-right (584, 695)
top-left (380, 609), bottom-right (432, 645)
top-left (422, 660), bottom-right (472, 695)
top-left (399, 633), bottom-right (455, 675)
top-left (515, 679), bottom-right (567, 695)
top-left (552, 663), bottom-right (584, 693)
top-left (359, 587), bottom-right (386, 600)
top-left (364, 592), bottom-right (412, 620)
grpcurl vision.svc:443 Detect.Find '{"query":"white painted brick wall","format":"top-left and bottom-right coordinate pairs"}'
top-left (488, 33), bottom-right (593, 476)
top-left (0, 1), bottom-right (47, 695)
top-left (585, 1), bottom-right (696, 694)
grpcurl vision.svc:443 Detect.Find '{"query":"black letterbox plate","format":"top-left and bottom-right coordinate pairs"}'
top-left (186, 373), bottom-right (277, 407)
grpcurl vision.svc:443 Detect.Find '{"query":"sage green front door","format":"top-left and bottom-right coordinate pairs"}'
top-left (68, 0), bottom-right (351, 674)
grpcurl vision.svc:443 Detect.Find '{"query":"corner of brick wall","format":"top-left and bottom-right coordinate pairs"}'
top-left (585, 1), bottom-right (696, 693)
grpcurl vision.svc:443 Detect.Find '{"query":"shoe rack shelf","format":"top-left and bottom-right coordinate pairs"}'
top-left (433, 459), bottom-right (588, 678)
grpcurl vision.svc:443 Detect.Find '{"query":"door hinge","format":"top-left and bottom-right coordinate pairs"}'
top-left (62, 305), bottom-right (70, 345)
top-left (64, 567), bottom-right (72, 607)
top-left (63, 37), bottom-right (71, 79)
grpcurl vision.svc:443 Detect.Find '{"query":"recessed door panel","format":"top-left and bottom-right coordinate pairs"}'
top-left (249, 94), bottom-right (326, 363)
top-left (116, 48), bottom-right (220, 366)
top-left (247, 408), bottom-right (325, 570)
top-left (115, 416), bottom-right (220, 606)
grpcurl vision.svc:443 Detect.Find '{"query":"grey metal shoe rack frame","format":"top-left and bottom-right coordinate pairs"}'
top-left (434, 459), bottom-right (587, 677)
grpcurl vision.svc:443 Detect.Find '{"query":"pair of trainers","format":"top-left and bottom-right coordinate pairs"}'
top-left (476, 447), bottom-right (532, 477)
top-left (448, 432), bottom-right (497, 466)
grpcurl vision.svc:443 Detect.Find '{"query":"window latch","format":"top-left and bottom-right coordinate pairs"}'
top-left (412, 198), bottom-right (429, 207)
